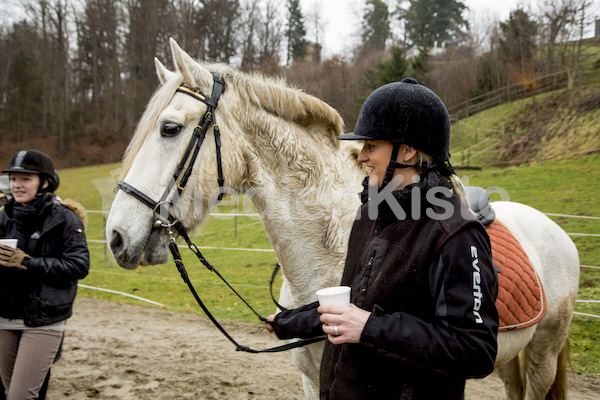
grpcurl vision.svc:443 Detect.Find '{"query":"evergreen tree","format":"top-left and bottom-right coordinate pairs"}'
top-left (361, 0), bottom-right (390, 52)
top-left (365, 46), bottom-right (408, 89)
top-left (286, 0), bottom-right (306, 64)
top-left (499, 8), bottom-right (539, 69)
top-left (399, 0), bottom-right (467, 49)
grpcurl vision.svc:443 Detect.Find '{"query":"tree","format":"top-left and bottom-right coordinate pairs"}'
top-left (239, 0), bottom-right (260, 70)
top-left (1, 22), bottom-right (41, 144)
top-left (199, 0), bottom-right (240, 62)
top-left (554, 0), bottom-right (595, 90)
top-left (499, 8), bottom-right (539, 83)
top-left (239, 0), bottom-right (284, 72)
top-left (286, 0), bottom-right (306, 64)
top-left (124, 0), bottom-right (174, 131)
top-left (75, 0), bottom-right (124, 137)
top-left (257, 0), bottom-right (285, 72)
top-left (365, 45), bottom-right (408, 89)
top-left (361, 0), bottom-right (391, 53)
top-left (305, 1), bottom-right (324, 63)
top-left (538, 0), bottom-right (578, 75)
top-left (399, 0), bottom-right (468, 49)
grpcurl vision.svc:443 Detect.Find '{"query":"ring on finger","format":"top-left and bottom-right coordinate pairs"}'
top-left (334, 325), bottom-right (339, 336)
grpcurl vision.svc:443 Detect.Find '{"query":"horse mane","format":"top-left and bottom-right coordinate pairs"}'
top-left (227, 68), bottom-right (345, 139)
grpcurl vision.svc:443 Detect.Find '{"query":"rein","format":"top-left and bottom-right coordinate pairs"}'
top-left (117, 74), bottom-right (324, 353)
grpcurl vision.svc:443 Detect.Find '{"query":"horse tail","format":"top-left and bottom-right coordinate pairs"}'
top-left (546, 337), bottom-right (570, 400)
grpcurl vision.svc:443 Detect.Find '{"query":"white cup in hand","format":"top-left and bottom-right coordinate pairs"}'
top-left (0, 239), bottom-right (18, 249)
top-left (316, 286), bottom-right (351, 307)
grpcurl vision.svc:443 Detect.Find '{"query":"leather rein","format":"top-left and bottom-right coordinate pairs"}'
top-left (116, 74), bottom-right (324, 353)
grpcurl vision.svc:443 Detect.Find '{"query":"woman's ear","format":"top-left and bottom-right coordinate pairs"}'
top-left (402, 145), bottom-right (418, 162)
top-left (42, 179), bottom-right (49, 190)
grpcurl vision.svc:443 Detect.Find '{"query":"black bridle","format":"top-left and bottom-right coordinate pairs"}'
top-left (116, 74), bottom-right (324, 353)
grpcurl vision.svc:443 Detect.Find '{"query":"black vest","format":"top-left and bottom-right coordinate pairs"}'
top-left (320, 175), bottom-right (481, 400)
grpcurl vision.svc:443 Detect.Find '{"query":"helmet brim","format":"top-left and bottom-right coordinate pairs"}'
top-left (337, 132), bottom-right (371, 141)
top-left (2, 167), bottom-right (41, 174)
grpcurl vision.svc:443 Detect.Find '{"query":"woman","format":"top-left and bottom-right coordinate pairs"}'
top-left (265, 78), bottom-right (499, 399)
top-left (0, 149), bottom-right (89, 400)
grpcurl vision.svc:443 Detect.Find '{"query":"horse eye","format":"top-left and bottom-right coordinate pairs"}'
top-left (161, 122), bottom-right (183, 137)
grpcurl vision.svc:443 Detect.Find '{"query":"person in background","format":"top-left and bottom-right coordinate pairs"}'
top-left (265, 78), bottom-right (499, 399)
top-left (0, 149), bottom-right (89, 400)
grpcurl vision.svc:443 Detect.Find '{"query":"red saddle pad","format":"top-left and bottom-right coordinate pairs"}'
top-left (486, 220), bottom-right (547, 331)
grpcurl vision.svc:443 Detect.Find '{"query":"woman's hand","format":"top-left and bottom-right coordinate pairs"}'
top-left (0, 244), bottom-right (29, 270)
top-left (263, 314), bottom-right (276, 333)
top-left (318, 304), bottom-right (371, 344)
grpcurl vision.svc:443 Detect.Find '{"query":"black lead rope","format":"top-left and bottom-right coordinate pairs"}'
top-left (167, 228), bottom-right (325, 353)
top-left (174, 223), bottom-right (264, 321)
top-left (269, 263), bottom-right (289, 312)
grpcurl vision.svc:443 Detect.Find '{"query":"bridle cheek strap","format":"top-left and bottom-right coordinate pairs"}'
top-left (175, 75), bottom-right (226, 201)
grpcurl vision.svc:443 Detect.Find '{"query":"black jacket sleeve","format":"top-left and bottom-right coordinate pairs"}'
top-left (360, 226), bottom-right (499, 378)
top-left (270, 301), bottom-right (325, 339)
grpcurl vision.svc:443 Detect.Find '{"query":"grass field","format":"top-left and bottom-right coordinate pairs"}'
top-left (54, 152), bottom-right (600, 374)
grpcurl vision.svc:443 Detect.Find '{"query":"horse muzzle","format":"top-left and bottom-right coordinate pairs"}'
top-left (108, 225), bottom-right (170, 269)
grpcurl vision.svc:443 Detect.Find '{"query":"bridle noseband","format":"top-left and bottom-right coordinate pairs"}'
top-left (116, 74), bottom-right (324, 353)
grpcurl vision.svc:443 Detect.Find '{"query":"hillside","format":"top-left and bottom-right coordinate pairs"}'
top-left (450, 83), bottom-right (600, 168)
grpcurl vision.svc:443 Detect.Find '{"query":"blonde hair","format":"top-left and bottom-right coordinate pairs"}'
top-left (416, 150), bottom-right (468, 206)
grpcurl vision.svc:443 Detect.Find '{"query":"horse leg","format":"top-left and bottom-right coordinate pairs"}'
top-left (548, 338), bottom-right (570, 400)
top-left (497, 356), bottom-right (525, 399)
top-left (522, 321), bottom-right (571, 400)
top-left (291, 344), bottom-right (322, 400)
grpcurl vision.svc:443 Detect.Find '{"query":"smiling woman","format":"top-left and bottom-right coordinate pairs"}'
top-left (0, 149), bottom-right (90, 400)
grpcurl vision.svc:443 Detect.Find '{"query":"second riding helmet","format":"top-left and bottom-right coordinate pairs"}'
top-left (338, 77), bottom-right (451, 162)
top-left (2, 149), bottom-right (60, 192)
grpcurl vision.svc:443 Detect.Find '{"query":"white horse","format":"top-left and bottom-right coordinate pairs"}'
top-left (105, 39), bottom-right (580, 400)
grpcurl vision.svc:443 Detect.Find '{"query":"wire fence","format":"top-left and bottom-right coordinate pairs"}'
top-left (88, 208), bottom-right (599, 318)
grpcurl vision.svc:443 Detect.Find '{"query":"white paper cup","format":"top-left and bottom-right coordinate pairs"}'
top-left (316, 286), bottom-right (351, 307)
top-left (0, 239), bottom-right (18, 249)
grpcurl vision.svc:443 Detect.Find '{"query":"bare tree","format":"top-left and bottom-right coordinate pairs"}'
top-left (75, 0), bottom-right (124, 138)
top-left (305, 0), bottom-right (324, 62)
top-left (552, 0), bottom-right (596, 89)
top-left (537, 0), bottom-right (578, 76)
top-left (256, 0), bottom-right (284, 72)
top-left (239, 0), bottom-right (260, 70)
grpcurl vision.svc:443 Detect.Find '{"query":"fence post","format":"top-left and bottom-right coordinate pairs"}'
top-left (234, 203), bottom-right (238, 238)
top-left (103, 213), bottom-right (107, 261)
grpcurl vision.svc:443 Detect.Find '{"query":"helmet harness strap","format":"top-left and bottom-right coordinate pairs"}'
top-left (381, 142), bottom-right (416, 189)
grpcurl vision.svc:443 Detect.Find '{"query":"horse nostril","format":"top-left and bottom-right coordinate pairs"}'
top-left (110, 230), bottom-right (123, 254)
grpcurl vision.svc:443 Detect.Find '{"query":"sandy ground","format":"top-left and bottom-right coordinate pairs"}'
top-left (45, 298), bottom-right (599, 399)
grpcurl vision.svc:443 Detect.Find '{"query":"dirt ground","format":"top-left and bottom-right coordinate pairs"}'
top-left (45, 298), bottom-right (599, 400)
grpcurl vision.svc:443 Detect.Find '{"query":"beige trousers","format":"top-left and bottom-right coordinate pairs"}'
top-left (0, 329), bottom-right (63, 400)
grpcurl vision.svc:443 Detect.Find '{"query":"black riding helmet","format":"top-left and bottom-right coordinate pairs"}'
top-left (339, 78), bottom-right (453, 187)
top-left (2, 149), bottom-right (60, 193)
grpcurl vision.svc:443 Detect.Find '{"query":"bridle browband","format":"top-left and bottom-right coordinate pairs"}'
top-left (116, 74), bottom-right (324, 353)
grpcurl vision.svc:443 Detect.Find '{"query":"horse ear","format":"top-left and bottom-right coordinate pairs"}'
top-left (169, 37), bottom-right (197, 86)
top-left (154, 57), bottom-right (175, 85)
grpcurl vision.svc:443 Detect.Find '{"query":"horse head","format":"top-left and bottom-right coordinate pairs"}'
top-left (106, 39), bottom-right (249, 269)
top-left (106, 38), bottom-right (364, 273)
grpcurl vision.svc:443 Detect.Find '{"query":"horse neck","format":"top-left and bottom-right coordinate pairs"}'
top-left (243, 122), bottom-right (364, 304)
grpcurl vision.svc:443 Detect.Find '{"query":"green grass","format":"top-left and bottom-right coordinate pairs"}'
top-left (54, 153), bottom-right (599, 375)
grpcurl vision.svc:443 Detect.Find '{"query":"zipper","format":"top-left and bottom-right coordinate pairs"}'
top-left (329, 250), bottom-right (376, 397)
top-left (352, 250), bottom-right (376, 303)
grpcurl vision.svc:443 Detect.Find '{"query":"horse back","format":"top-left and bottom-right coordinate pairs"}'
top-left (490, 201), bottom-right (579, 309)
